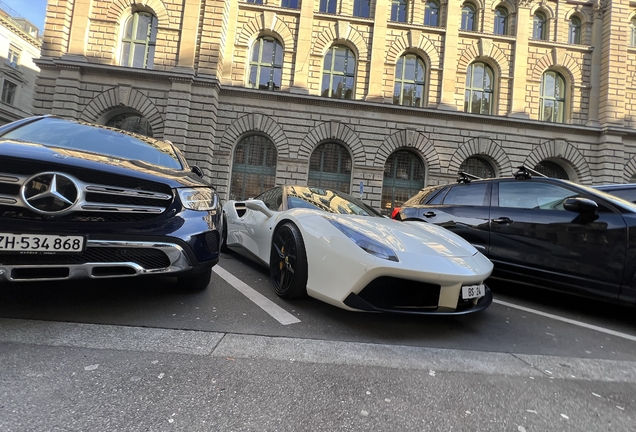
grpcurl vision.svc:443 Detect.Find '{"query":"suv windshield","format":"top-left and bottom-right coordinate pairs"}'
top-left (286, 186), bottom-right (383, 217)
top-left (2, 117), bottom-right (182, 169)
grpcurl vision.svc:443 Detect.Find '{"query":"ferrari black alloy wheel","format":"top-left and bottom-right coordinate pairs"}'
top-left (270, 222), bottom-right (308, 298)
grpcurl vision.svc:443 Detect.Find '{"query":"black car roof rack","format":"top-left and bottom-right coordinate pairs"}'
top-left (457, 171), bottom-right (482, 184)
top-left (514, 165), bottom-right (548, 180)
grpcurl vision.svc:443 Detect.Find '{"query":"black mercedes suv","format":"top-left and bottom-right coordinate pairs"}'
top-left (0, 116), bottom-right (222, 290)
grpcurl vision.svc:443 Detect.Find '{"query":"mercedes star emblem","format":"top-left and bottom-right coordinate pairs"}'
top-left (21, 172), bottom-right (80, 215)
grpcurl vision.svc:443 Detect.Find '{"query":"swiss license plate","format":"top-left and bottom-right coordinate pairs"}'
top-left (462, 283), bottom-right (485, 299)
top-left (0, 233), bottom-right (85, 254)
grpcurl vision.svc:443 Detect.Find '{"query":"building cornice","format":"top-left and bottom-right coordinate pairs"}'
top-left (0, 15), bottom-right (41, 48)
top-left (34, 57), bottom-right (221, 90)
top-left (220, 86), bottom-right (615, 136)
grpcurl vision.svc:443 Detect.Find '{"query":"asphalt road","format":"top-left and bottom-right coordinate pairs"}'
top-left (1, 251), bottom-right (635, 431)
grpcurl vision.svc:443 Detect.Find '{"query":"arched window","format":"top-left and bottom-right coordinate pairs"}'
top-left (534, 161), bottom-right (569, 179)
top-left (393, 54), bottom-right (426, 107)
top-left (494, 7), bottom-right (508, 35)
top-left (105, 113), bottom-right (153, 137)
top-left (321, 46), bottom-right (355, 99)
top-left (308, 142), bottom-right (352, 193)
top-left (319, 0), bottom-right (337, 13)
top-left (568, 16), bottom-right (581, 44)
top-left (533, 12), bottom-right (547, 40)
top-left (461, 3), bottom-right (477, 31)
top-left (120, 12), bottom-right (157, 69)
top-left (382, 150), bottom-right (425, 214)
top-left (230, 135), bottom-right (277, 200)
top-left (630, 17), bottom-right (636, 46)
top-left (540, 70), bottom-right (566, 123)
top-left (464, 62), bottom-right (494, 115)
top-left (424, 0), bottom-right (440, 26)
top-left (459, 157), bottom-right (495, 178)
top-left (391, 0), bottom-right (408, 22)
top-left (249, 37), bottom-right (283, 91)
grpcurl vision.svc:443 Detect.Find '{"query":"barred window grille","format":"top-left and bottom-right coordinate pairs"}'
top-left (230, 135), bottom-right (277, 200)
top-left (381, 150), bottom-right (425, 214)
top-left (105, 113), bottom-right (154, 137)
top-left (459, 157), bottom-right (495, 179)
top-left (308, 142), bottom-right (352, 194)
top-left (534, 161), bottom-right (569, 179)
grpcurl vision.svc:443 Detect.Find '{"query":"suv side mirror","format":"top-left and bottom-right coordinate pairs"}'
top-left (245, 200), bottom-right (274, 218)
top-left (191, 166), bottom-right (204, 178)
top-left (563, 197), bottom-right (598, 213)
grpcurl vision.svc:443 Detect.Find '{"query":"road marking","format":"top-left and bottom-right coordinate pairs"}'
top-left (213, 266), bottom-right (301, 325)
top-left (493, 299), bottom-right (636, 343)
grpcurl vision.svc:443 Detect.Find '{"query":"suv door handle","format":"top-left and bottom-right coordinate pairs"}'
top-left (491, 217), bottom-right (513, 224)
top-left (423, 211), bottom-right (436, 218)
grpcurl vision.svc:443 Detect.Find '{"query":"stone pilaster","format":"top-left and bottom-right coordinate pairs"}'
top-left (50, 67), bottom-right (82, 118)
top-left (598, 0), bottom-right (627, 127)
top-left (508, 3), bottom-right (531, 118)
top-left (438, 0), bottom-right (459, 110)
top-left (365, 0), bottom-right (389, 102)
top-left (587, 6), bottom-right (603, 126)
top-left (65, 0), bottom-right (91, 60)
top-left (175, 0), bottom-right (203, 71)
top-left (595, 132), bottom-right (625, 184)
top-left (290, 0), bottom-right (315, 94)
top-left (218, 0), bottom-right (239, 85)
top-left (42, 0), bottom-right (75, 57)
top-left (163, 79), bottom-right (193, 151)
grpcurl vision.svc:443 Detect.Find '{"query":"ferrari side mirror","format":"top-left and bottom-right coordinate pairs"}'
top-left (245, 200), bottom-right (274, 218)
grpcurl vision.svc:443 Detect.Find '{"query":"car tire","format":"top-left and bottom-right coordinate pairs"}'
top-left (269, 222), bottom-right (308, 299)
top-left (177, 268), bottom-right (212, 291)
top-left (220, 213), bottom-right (229, 253)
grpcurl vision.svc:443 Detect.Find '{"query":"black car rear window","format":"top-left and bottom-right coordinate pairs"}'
top-left (443, 183), bottom-right (489, 206)
top-left (403, 186), bottom-right (444, 206)
top-left (2, 118), bottom-right (182, 170)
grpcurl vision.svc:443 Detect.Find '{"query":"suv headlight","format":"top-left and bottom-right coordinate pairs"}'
top-left (327, 218), bottom-right (398, 262)
top-left (178, 188), bottom-right (219, 212)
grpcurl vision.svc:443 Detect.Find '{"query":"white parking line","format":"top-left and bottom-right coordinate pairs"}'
top-left (493, 299), bottom-right (636, 343)
top-left (213, 266), bottom-right (301, 325)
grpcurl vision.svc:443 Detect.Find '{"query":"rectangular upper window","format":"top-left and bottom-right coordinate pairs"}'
top-left (281, 0), bottom-right (299, 7)
top-left (319, 0), bottom-right (337, 13)
top-left (1, 80), bottom-right (16, 105)
top-left (7, 46), bottom-right (19, 68)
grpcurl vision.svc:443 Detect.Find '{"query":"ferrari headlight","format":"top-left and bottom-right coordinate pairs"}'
top-left (178, 187), bottom-right (219, 212)
top-left (327, 218), bottom-right (399, 262)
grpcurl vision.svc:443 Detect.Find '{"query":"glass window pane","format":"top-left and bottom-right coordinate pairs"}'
top-left (404, 56), bottom-right (416, 79)
top-left (262, 39), bottom-right (274, 62)
top-left (274, 44), bottom-right (283, 65)
top-left (334, 48), bottom-right (346, 72)
top-left (259, 67), bottom-right (270, 89)
top-left (542, 99), bottom-right (554, 121)
top-left (249, 65), bottom-right (258, 88)
top-left (321, 74), bottom-right (331, 97)
top-left (124, 16), bottom-right (134, 38)
top-left (471, 91), bottom-right (482, 113)
top-left (464, 90), bottom-right (470, 111)
top-left (395, 57), bottom-right (403, 79)
top-left (332, 75), bottom-right (344, 98)
top-left (252, 40), bottom-right (261, 62)
top-left (344, 77), bottom-right (354, 99)
top-left (121, 42), bottom-right (131, 66)
top-left (543, 73), bottom-right (555, 97)
top-left (136, 14), bottom-right (151, 40)
top-left (482, 92), bottom-right (491, 114)
top-left (346, 52), bottom-right (355, 75)
top-left (472, 64), bottom-right (484, 88)
top-left (273, 68), bottom-right (282, 90)
top-left (555, 75), bottom-right (564, 98)
top-left (394, 83), bottom-right (402, 104)
top-left (132, 44), bottom-right (147, 68)
top-left (146, 46), bottom-right (155, 68)
top-left (416, 60), bottom-right (425, 82)
top-left (484, 67), bottom-right (492, 90)
top-left (323, 50), bottom-right (333, 70)
top-left (149, 16), bottom-right (158, 41)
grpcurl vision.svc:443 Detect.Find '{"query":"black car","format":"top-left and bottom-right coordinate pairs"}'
top-left (594, 183), bottom-right (636, 203)
top-left (393, 167), bottom-right (636, 307)
top-left (0, 116), bottom-right (222, 290)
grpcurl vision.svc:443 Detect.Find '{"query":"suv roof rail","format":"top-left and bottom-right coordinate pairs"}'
top-left (514, 165), bottom-right (547, 180)
top-left (457, 171), bottom-right (482, 184)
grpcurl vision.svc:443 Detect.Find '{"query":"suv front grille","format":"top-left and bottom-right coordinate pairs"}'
top-left (0, 247), bottom-right (171, 270)
top-left (0, 156), bottom-right (174, 223)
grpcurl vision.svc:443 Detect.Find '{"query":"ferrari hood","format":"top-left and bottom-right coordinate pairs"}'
top-left (321, 214), bottom-right (479, 258)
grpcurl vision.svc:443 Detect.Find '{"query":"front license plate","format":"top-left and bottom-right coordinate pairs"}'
top-left (0, 233), bottom-right (85, 254)
top-left (462, 283), bottom-right (485, 299)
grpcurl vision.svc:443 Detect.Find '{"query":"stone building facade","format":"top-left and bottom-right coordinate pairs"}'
top-left (0, 5), bottom-right (41, 125)
top-left (34, 0), bottom-right (636, 213)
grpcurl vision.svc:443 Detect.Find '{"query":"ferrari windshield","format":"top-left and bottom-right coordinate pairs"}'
top-left (1, 117), bottom-right (183, 169)
top-left (286, 186), bottom-right (383, 217)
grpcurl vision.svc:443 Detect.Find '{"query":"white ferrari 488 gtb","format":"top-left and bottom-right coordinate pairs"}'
top-left (222, 186), bottom-right (493, 315)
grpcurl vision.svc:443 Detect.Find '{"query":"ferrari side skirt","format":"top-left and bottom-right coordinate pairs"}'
top-left (227, 243), bottom-right (269, 268)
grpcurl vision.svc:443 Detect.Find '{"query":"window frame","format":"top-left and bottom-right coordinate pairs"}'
top-left (321, 45), bottom-right (356, 99)
top-left (391, 0), bottom-right (408, 22)
top-left (120, 11), bottom-right (158, 69)
top-left (7, 45), bottom-right (20, 68)
top-left (248, 36), bottom-right (284, 91)
top-left (459, 156), bottom-right (495, 179)
top-left (381, 149), bottom-right (426, 214)
top-left (494, 7), bottom-right (508, 35)
top-left (539, 70), bottom-right (566, 123)
top-left (319, 0), bottom-right (338, 13)
top-left (631, 18), bottom-right (636, 47)
top-left (1, 79), bottom-right (17, 105)
top-left (424, 0), bottom-right (440, 27)
top-left (308, 142), bottom-right (353, 194)
top-left (533, 11), bottom-right (547, 40)
top-left (230, 134), bottom-right (278, 201)
top-left (464, 62), bottom-right (495, 115)
top-left (461, 3), bottom-right (477, 31)
top-left (353, 0), bottom-right (371, 18)
top-left (393, 54), bottom-right (427, 107)
top-left (568, 16), bottom-right (581, 44)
